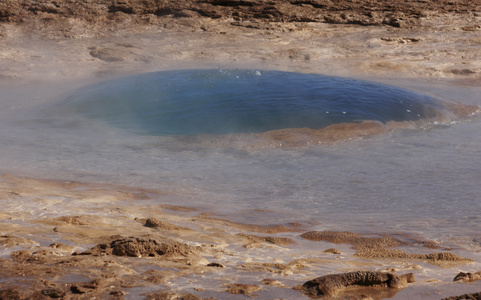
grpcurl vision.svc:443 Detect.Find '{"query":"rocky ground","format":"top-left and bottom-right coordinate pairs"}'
top-left (0, 0), bottom-right (480, 82)
top-left (1, 1), bottom-right (481, 299)
top-left (0, 175), bottom-right (480, 299)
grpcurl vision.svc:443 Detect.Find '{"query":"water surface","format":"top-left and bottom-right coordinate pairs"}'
top-left (58, 69), bottom-right (448, 135)
top-left (0, 70), bottom-right (480, 248)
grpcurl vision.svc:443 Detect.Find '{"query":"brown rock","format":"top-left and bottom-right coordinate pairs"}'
top-left (453, 271), bottom-right (481, 282)
top-left (0, 288), bottom-right (23, 300)
top-left (226, 283), bottom-right (262, 296)
top-left (422, 241), bottom-right (440, 249)
top-left (300, 230), bottom-right (473, 265)
top-left (145, 291), bottom-right (202, 300)
top-left (389, 272), bottom-right (416, 289)
top-left (82, 236), bottom-right (195, 258)
top-left (112, 237), bottom-right (193, 257)
top-left (300, 230), bottom-right (403, 251)
top-left (357, 248), bottom-right (473, 264)
top-left (10, 250), bottom-right (33, 262)
top-left (1, 0), bottom-right (478, 31)
top-left (442, 291), bottom-right (481, 300)
top-left (144, 217), bottom-right (191, 231)
top-left (323, 248), bottom-right (342, 254)
top-left (237, 233), bottom-right (294, 246)
top-left (110, 290), bottom-right (126, 297)
top-left (41, 288), bottom-right (66, 298)
top-left (0, 2), bottom-right (24, 22)
top-left (48, 243), bottom-right (75, 253)
top-left (297, 271), bottom-right (415, 297)
top-left (261, 278), bottom-right (286, 287)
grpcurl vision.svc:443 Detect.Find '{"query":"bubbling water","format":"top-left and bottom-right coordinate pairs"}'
top-left (60, 69), bottom-right (453, 136)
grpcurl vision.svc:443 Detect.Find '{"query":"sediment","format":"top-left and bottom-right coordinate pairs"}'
top-left (300, 230), bottom-right (474, 268)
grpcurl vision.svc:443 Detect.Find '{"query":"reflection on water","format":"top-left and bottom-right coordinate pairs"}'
top-left (59, 69), bottom-right (449, 135)
top-left (0, 71), bottom-right (480, 249)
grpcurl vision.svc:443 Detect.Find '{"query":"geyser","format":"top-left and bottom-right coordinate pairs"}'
top-left (62, 69), bottom-right (458, 136)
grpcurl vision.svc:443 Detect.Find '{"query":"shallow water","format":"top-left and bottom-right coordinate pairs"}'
top-left (1, 70), bottom-right (481, 250)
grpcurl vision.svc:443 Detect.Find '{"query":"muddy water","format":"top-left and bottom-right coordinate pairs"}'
top-left (1, 72), bottom-right (481, 251)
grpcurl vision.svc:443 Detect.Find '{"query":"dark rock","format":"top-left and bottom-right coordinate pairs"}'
top-left (451, 69), bottom-right (478, 75)
top-left (110, 290), bottom-right (126, 296)
top-left (442, 291), bottom-right (481, 300)
top-left (144, 217), bottom-right (190, 230)
top-left (41, 288), bottom-right (66, 298)
top-left (69, 279), bottom-right (102, 294)
top-left (454, 271), bottom-right (481, 282)
top-left (207, 262), bottom-right (224, 267)
top-left (70, 285), bottom-right (86, 294)
top-left (296, 271), bottom-right (415, 297)
top-left (0, 288), bottom-right (23, 300)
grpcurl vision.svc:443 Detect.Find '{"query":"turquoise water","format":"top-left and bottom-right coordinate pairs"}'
top-left (61, 69), bottom-right (445, 135)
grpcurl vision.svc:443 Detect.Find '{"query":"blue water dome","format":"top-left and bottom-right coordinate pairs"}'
top-left (63, 69), bottom-right (446, 135)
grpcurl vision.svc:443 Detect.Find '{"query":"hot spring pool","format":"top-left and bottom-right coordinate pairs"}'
top-left (58, 69), bottom-right (455, 136)
top-left (1, 69), bottom-right (481, 248)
